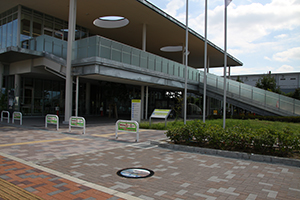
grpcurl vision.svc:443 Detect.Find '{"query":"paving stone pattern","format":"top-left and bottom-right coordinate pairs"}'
top-left (0, 155), bottom-right (124, 200)
top-left (1, 123), bottom-right (300, 200)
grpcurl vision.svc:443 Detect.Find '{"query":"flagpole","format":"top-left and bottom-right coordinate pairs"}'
top-left (203, 0), bottom-right (208, 123)
top-left (184, 0), bottom-right (189, 125)
top-left (223, 0), bottom-right (229, 129)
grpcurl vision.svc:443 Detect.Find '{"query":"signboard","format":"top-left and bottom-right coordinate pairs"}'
top-left (213, 110), bottom-right (218, 115)
top-left (149, 109), bottom-right (171, 127)
top-left (69, 116), bottom-right (86, 134)
top-left (45, 114), bottom-right (59, 130)
top-left (116, 120), bottom-right (139, 142)
top-left (131, 99), bottom-right (141, 122)
top-left (12, 112), bottom-right (22, 125)
top-left (151, 109), bottom-right (171, 118)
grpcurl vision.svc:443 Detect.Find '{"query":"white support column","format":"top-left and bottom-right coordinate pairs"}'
top-left (184, 0), bottom-right (189, 125)
top-left (85, 82), bottom-right (91, 115)
top-left (145, 86), bottom-right (149, 120)
top-left (142, 24), bottom-right (147, 51)
top-left (75, 76), bottom-right (79, 117)
top-left (203, 0), bottom-right (208, 123)
top-left (141, 86), bottom-right (145, 120)
top-left (64, 0), bottom-right (77, 123)
top-left (14, 74), bottom-right (21, 111)
top-left (207, 57), bottom-right (210, 73)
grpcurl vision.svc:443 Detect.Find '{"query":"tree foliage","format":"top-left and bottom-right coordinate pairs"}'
top-left (255, 74), bottom-right (281, 94)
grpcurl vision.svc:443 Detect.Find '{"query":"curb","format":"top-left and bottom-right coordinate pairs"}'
top-left (151, 140), bottom-right (300, 168)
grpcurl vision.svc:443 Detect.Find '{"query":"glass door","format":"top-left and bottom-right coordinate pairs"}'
top-left (22, 87), bottom-right (34, 115)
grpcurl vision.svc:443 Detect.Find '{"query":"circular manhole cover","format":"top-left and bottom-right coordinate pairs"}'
top-left (117, 168), bottom-right (154, 179)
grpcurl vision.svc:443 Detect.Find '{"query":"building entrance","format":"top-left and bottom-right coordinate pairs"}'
top-left (22, 87), bottom-right (34, 115)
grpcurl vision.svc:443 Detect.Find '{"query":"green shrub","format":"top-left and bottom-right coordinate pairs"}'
top-left (164, 119), bottom-right (300, 157)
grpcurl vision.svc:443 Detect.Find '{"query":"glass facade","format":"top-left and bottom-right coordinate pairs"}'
top-left (0, 6), bottom-right (18, 48)
top-left (0, 5), bottom-right (89, 49)
top-left (20, 77), bottom-right (65, 116)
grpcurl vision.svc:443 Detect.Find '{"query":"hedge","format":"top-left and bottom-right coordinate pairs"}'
top-left (207, 115), bottom-right (300, 123)
top-left (165, 120), bottom-right (300, 157)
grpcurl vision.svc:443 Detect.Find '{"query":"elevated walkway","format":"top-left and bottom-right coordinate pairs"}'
top-left (3, 34), bottom-right (299, 116)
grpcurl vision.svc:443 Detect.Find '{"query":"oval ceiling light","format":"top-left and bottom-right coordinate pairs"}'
top-left (160, 46), bottom-right (183, 52)
top-left (93, 15), bottom-right (129, 28)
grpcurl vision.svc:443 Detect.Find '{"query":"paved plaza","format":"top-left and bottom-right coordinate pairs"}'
top-left (0, 118), bottom-right (300, 200)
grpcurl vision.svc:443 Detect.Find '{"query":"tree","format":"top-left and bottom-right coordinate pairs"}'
top-left (286, 88), bottom-right (300, 100)
top-left (255, 74), bottom-right (281, 94)
top-left (236, 76), bottom-right (244, 83)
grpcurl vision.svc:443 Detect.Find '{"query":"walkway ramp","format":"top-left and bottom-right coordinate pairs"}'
top-left (199, 71), bottom-right (300, 116)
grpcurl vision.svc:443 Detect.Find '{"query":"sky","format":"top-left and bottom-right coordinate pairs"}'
top-left (147, 0), bottom-right (300, 76)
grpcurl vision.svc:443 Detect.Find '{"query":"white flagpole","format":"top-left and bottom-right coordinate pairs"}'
top-left (184, 0), bottom-right (189, 125)
top-left (203, 0), bottom-right (208, 123)
top-left (223, 0), bottom-right (229, 129)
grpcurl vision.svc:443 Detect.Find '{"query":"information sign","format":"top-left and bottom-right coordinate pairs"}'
top-left (149, 109), bottom-right (171, 127)
top-left (131, 99), bottom-right (141, 122)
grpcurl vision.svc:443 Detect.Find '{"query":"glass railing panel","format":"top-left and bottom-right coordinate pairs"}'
top-left (87, 36), bottom-right (98, 58)
top-left (240, 84), bottom-right (252, 99)
top-left (174, 63), bottom-right (179, 77)
top-left (140, 51), bottom-right (148, 69)
top-left (122, 45), bottom-right (131, 65)
top-left (252, 88), bottom-right (265, 103)
top-left (265, 91), bottom-right (279, 108)
top-left (179, 65), bottom-right (185, 78)
top-left (148, 54), bottom-right (155, 71)
top-left (228, 80), bottom-right (239, 95)
top-left (294, 103), bottom-right (300, 115)
top-left (217, 77), bottom-right (224, 90)
top-left (206, 73), bottom-right (217, 88)
top-left (168, 61), bottom-right (174, 76)
top-left (35, 36), bottom-right (44, 52)
top-left (155, 57), bottom-right (162, 72)
top-left (162, 59), bottom-right (168, 74)
top-left (100, 37), bottom-right (111, 48)
top-left (280, 95), bottom-right (294, 113)
top-left (131, 48), bottom-right (140, 67)
top-left (76, 38), bottom-right (87, 59)
top-left (111, 41), bottom-right (122, 62)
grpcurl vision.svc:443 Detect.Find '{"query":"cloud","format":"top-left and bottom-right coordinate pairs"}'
top-left (264, 56), bottom-right (272, 61)
top-left (164, 0), bottom-right (185, 18)
top-left (274, 34), bottom-right (288, 39)
top-left (189, 0), bottom-right (300, 55)
top-left (275, 65), bottom-right (295, 72)
top-left (273, 47), bottom-right (300, 62)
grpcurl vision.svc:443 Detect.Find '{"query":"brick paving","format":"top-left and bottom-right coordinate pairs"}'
top-left (1, 119), bottom-right (300, 200)
top-left (0, 155), bottom-right (124, 200)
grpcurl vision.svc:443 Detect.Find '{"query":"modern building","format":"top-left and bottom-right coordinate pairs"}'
top-left (0, 0), bottom-right (299, 121)
top-left (231, 72), bottom-right (300, 94)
